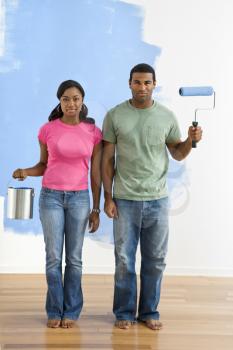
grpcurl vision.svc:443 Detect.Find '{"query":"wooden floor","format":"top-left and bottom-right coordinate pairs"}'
top-left (0, 275), bottom-right (233, 350)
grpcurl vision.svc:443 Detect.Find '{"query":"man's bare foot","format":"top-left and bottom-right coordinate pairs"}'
top-left (61, 319), bottom-right (76, 328)
top-left (115, 320), bottom-right (134, 329)
top-left (47, 319), bottom-right (61, 328)
top-left (144, 319), bottom-right (163, 330)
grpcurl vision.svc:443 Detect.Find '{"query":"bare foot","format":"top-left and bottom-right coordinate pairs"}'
top-left (144, 319), bottom-right (163, 330)
top-left (61, 319), bottom-right (76, 328)
top-left (115, 320), bottom-right (134, 330)
top-left (47, 319), bottom-right (61, 328)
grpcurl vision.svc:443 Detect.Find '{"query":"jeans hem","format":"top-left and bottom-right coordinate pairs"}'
top-left (62, 315), bottom-right (79, 321)
top-left (47, 315), bottom-right (61, 320)
top-left (115, 317), bottom-right (137, 322)
top-left (137, 317), bottom-right (160, 321)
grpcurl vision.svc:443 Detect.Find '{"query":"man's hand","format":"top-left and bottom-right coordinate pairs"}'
top-left (104, 198), bottom-right (118, 219)
top-left (188, 125), bottom-right (202, 143)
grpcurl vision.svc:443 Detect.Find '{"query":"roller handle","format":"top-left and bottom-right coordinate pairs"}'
top-left (192, 121), bottom-right (198, 148)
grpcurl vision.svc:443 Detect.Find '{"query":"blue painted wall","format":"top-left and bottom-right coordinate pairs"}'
top-left (0, 0), bottom-right (160, 238)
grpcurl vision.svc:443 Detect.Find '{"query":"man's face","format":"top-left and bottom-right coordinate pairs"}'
top-left (129, 72), bottom-right (156, 104)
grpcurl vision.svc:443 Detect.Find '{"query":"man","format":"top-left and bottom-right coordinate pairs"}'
top-left (102, 63), bottom-right (202, 330)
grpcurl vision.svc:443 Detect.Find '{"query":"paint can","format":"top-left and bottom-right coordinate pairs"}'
top-left (7, 187), bottom-right (34, 219)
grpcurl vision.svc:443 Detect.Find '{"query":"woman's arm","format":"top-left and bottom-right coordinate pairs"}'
top-left (12, 142), bottom-right (48, 180)
top-left (89, 141), bottom-right (102, 233)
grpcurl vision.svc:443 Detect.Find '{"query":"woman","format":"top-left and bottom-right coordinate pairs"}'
top-left (13, 80), bottom-right (102, 328)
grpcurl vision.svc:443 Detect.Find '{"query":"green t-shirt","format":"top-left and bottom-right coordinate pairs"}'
top-left (102, 100), bottom-right (181, 200)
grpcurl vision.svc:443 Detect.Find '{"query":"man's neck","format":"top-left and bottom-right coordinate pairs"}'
top-left (130, 99), bottom-right (154, 109)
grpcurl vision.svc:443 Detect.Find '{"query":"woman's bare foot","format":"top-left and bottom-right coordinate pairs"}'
top-left (144, 319), bottom-right (163, 330)
top-left (61, 319), bottom-right (76, 328)
top-left (47, 319), bottom-right (61, 328)
top-left (115, 320), bottom-right (134, 329)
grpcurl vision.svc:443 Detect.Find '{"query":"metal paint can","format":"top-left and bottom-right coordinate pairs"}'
top-left (7, 187), bottom-right (34, 219)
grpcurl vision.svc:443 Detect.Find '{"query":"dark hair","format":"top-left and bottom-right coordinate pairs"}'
top-left (48, 80), bottom-right (95, 124)
top-left (129, 63), bottom-right (156, 82)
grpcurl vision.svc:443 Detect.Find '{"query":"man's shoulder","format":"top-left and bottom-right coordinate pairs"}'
top-left (107, 100), bottom-right (129, 116)
top-left (154, 101), bottom-right (178, 122)
top-left (155, 101), bottom-right (174, 115)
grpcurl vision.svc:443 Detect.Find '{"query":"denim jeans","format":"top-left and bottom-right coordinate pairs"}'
top-left (39, 187), bottom-right (90, 320)
top-left (113, 197), bottom-right (169, 321)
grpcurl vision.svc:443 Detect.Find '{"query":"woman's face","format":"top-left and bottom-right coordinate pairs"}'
top-left (60, 87), bottom-right (83, 118)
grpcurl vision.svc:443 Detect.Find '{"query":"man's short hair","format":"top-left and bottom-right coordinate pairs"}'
top-left (129, 63), bottom-right (156, 82)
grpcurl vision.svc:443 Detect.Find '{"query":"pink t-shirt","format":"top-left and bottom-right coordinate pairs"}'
top-left (38, 118), bottom-right (102, 191)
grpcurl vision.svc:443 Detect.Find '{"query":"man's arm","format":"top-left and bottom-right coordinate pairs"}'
top-left (102, 140), bottom-right (118, 218)
top-left (167, 125), bottom-right (202, 161)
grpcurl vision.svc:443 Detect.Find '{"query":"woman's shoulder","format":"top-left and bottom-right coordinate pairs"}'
top-left (81, 122), bottom-right (102, 143)
top-left (81, 121), bottom-right (101, 132)
top-left (38, 120), bottom-right (60, 142)
top-left (39, 119), bottom-right (59, 130)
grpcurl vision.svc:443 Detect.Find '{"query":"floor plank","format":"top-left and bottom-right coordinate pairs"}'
top-left (0, 275), bottom-right (233, 350)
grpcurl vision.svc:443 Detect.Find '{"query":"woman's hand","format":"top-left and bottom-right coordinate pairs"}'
top-left (88, 211), bottom-right (100, 233)
top-left (12, 168), bottom-right (27, 181)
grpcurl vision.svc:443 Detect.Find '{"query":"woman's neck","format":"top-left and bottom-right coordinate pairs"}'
top-left (60, 115), bottom-right (80, 125)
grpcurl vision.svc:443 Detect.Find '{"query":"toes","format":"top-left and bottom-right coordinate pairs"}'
top-left (47, 319), bottom-right (61, 328)
top-left (145, 320), bottom-right (163, 331)
top-left (115, 320), bottom-right (133, 329)
top-left (61, 319), bottom-right (76, 328)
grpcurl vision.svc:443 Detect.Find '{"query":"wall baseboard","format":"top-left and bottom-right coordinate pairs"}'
top-left (0, 265), bottom-right (233, 276)
top-left (165, 267), bottom-right (233, 277)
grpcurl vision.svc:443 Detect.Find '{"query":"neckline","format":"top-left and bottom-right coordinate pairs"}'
top-left (57, 118), bottom-right (82, 128)
top-left (127, 99), bottom-right (157, 111)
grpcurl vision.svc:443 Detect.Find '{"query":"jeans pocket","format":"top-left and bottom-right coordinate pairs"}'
top-left (39, 188), bottom-right (61, 209)
top-left (77, 190), bottom-right (90, 202)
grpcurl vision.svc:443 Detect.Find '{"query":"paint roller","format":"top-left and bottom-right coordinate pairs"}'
top-left (179, 86), bottom-right (215, 148)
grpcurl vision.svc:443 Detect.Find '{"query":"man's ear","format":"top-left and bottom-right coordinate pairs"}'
top-left (129, 79), bottom-right (132, 88)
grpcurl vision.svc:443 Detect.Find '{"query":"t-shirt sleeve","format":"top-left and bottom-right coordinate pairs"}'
top-left (102, 112), bottom-right (117, 144)
top-left (38, 124), bottom-right (48, 145)
top-left (94, 126), bottom-right (102, 145)
top-left (166, 114), bottom-right (182, 144)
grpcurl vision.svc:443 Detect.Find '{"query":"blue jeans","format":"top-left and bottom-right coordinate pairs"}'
top-left (113, 197), bottom-right (169, 321)
top-left (39, 188), bottom-right (90, 320)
